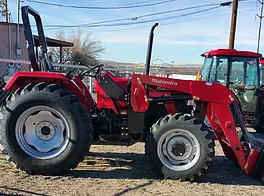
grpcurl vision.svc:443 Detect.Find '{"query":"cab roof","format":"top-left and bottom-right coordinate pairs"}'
top-left (202, 49), bottom-right (262, 58)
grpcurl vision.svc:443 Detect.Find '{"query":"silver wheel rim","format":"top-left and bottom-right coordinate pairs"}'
top-left (157, 129), bottom-right (201, 171)
top-left (15, 106), bottom-right (70, 159)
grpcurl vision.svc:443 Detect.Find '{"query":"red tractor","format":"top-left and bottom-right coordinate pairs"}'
top-left (200, 49), bottom-right (264, 132)
top-left (1, 6), bottom-right (264, 183)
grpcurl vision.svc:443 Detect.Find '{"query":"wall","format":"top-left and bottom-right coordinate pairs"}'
top-left (0, 22), bottom-right (30, 77)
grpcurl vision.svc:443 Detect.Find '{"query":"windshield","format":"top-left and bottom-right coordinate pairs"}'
top-left (201, 57), bottom-right (213, 81)
top-left (209, 57), bottom-right (228, 85)
top-left (201, 56), bottom-right (228, 85)
top-left (201, 56), bottom-right (260, 88)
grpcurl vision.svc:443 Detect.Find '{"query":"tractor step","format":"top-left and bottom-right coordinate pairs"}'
top-left (94, 133), bottom-right (131, 145)
top-left (253, 147), bottom-right (264, 183)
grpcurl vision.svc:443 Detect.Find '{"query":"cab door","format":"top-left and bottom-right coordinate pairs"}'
top-left (228, 57), bottom-right (259, 114)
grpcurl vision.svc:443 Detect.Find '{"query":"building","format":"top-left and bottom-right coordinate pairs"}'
top-left (0, 22), bottom-right (73, 77)
top-left (0, 22), bottom-right (28, 61)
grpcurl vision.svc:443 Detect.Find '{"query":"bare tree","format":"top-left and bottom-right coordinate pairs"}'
top-left (49, 30), bottom-right (104, 66)
top-left (0, 0), bottom-right (5, 21)
top-left (0, 0), bottom-right (10, 22)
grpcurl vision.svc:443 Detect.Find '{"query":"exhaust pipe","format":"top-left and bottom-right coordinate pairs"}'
top-left (145, 23), bottom-right (158, 75)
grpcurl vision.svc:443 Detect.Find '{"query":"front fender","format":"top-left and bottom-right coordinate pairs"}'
top-left (4, 72), bottom-right (93, 112)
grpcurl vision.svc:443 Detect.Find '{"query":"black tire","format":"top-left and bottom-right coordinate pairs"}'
top-left (0, 82), bottom-right (93, 175)
top-left (145, 113), bottom-right (215, 181)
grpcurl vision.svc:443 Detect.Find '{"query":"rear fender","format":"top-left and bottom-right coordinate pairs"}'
top-left (4, 72), bottom-right (94, 112)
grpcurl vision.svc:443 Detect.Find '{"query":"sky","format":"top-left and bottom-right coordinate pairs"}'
top-left (7, 0), bottom-right (263, 65)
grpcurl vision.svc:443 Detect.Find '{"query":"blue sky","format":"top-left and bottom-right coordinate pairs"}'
top-left (8, 0), bottom-right (262, 64)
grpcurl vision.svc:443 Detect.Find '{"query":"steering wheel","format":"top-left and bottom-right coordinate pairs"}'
top-left (80, 64), bottom-right (104, 78)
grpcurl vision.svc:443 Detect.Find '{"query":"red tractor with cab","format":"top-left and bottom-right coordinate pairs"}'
top-left (1, 6), bottom-right (264, 183)
top-left (200, 49), bottom-right (264, 132)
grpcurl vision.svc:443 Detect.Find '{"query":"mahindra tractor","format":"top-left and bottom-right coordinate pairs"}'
top-left (200, 49), bottom-right (264, 132)
top-left (1, 6), bottom-right (264, 183)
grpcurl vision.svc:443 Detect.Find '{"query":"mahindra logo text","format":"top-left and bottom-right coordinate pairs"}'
top-left (151, 79), bottom-right (178, 86)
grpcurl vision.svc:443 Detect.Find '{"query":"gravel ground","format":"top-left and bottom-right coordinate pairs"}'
top-left (0, 141), bottom-right (263, 196)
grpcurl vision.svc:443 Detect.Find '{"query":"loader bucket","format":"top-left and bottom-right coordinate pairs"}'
top-left (249, 133), bottom-right (264, 184)
top-left (256, 151), bottom-right (264, 183)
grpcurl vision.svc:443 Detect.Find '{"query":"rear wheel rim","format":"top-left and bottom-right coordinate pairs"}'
top-left (157, 129), bottom-right (201, 171)
top-left (15, 106), bottom-right (70, 159)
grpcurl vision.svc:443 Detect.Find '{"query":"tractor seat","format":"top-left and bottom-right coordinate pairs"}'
top-left (98, 72), bottom-right (130, 100)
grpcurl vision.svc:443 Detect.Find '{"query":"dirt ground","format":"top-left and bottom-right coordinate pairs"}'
top-left (0, 141), bottom-right (263, 196)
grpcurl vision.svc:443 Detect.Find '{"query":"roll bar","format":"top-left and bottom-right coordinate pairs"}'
top-left (21, 6), bottom-right (54, 72)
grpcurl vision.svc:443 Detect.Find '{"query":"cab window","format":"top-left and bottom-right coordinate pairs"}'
top-left (230, 57), bottom-right (259, 88)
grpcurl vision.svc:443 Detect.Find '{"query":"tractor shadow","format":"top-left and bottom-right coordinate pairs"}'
top-left (69, 152), bottom-right (159, 180)
top-left (198, 155), bottom-right (263, 185)
top-left (67, 152), bottom-right (263, 186)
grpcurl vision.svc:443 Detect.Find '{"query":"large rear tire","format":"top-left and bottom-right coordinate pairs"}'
top-left (145, 113), bottom-right (215, 181)
top-left (0, 82), bottom-right (93, 175)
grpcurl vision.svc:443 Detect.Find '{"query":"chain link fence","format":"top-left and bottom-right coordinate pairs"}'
top-left (0, 62), bottom-right (31, 106)
top-left (0, 63), bottom-right (11, 106)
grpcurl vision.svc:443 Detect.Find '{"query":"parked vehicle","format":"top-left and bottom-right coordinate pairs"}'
top-left (200, 49), bottom-right (264, 132)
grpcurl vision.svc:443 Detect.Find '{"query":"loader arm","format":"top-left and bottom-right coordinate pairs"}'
top-left (130, 74), bottom-right (261, 175)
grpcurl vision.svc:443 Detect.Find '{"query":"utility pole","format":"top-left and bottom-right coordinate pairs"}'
top-left (229, 0), bottom-right (238, 49)
top-left (257, 0), bottom-right (264, 53)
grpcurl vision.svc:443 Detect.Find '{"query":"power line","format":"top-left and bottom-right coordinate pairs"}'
top-left (41, 2), bottom-right (231, 28)
top-left (25, 0), bottom-right (177, 10)
top-left (106, 7), bottom-right (254, 33)
top-left (41, 4), bottom-right (251, 34)
top-left (42, 3), bottom-right (223, 28)
top-left (45, 6), bottom-right (221, 31)
top-left (77, 12), bottom-right (230, 33)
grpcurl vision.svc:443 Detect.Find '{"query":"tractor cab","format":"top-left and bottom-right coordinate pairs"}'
top-left (201, 49), bottom-right (262, 124)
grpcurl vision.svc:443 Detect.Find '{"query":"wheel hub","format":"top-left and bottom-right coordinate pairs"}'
top-left (171, 143), bottom-right (186, 156)
top-left (16, 106), bottom-right (70, 159)
top-left (41, 126), bottom-right (51, 136)
top-left (157, 129), bottom-right (201, 171)
top-left (36, 122), bottom-right (55, 140)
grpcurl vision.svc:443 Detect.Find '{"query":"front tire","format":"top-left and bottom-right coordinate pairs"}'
top-left (0, 82), bottom-right (93, 175)
top-left (145, 113), bottom-right (215, 181)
